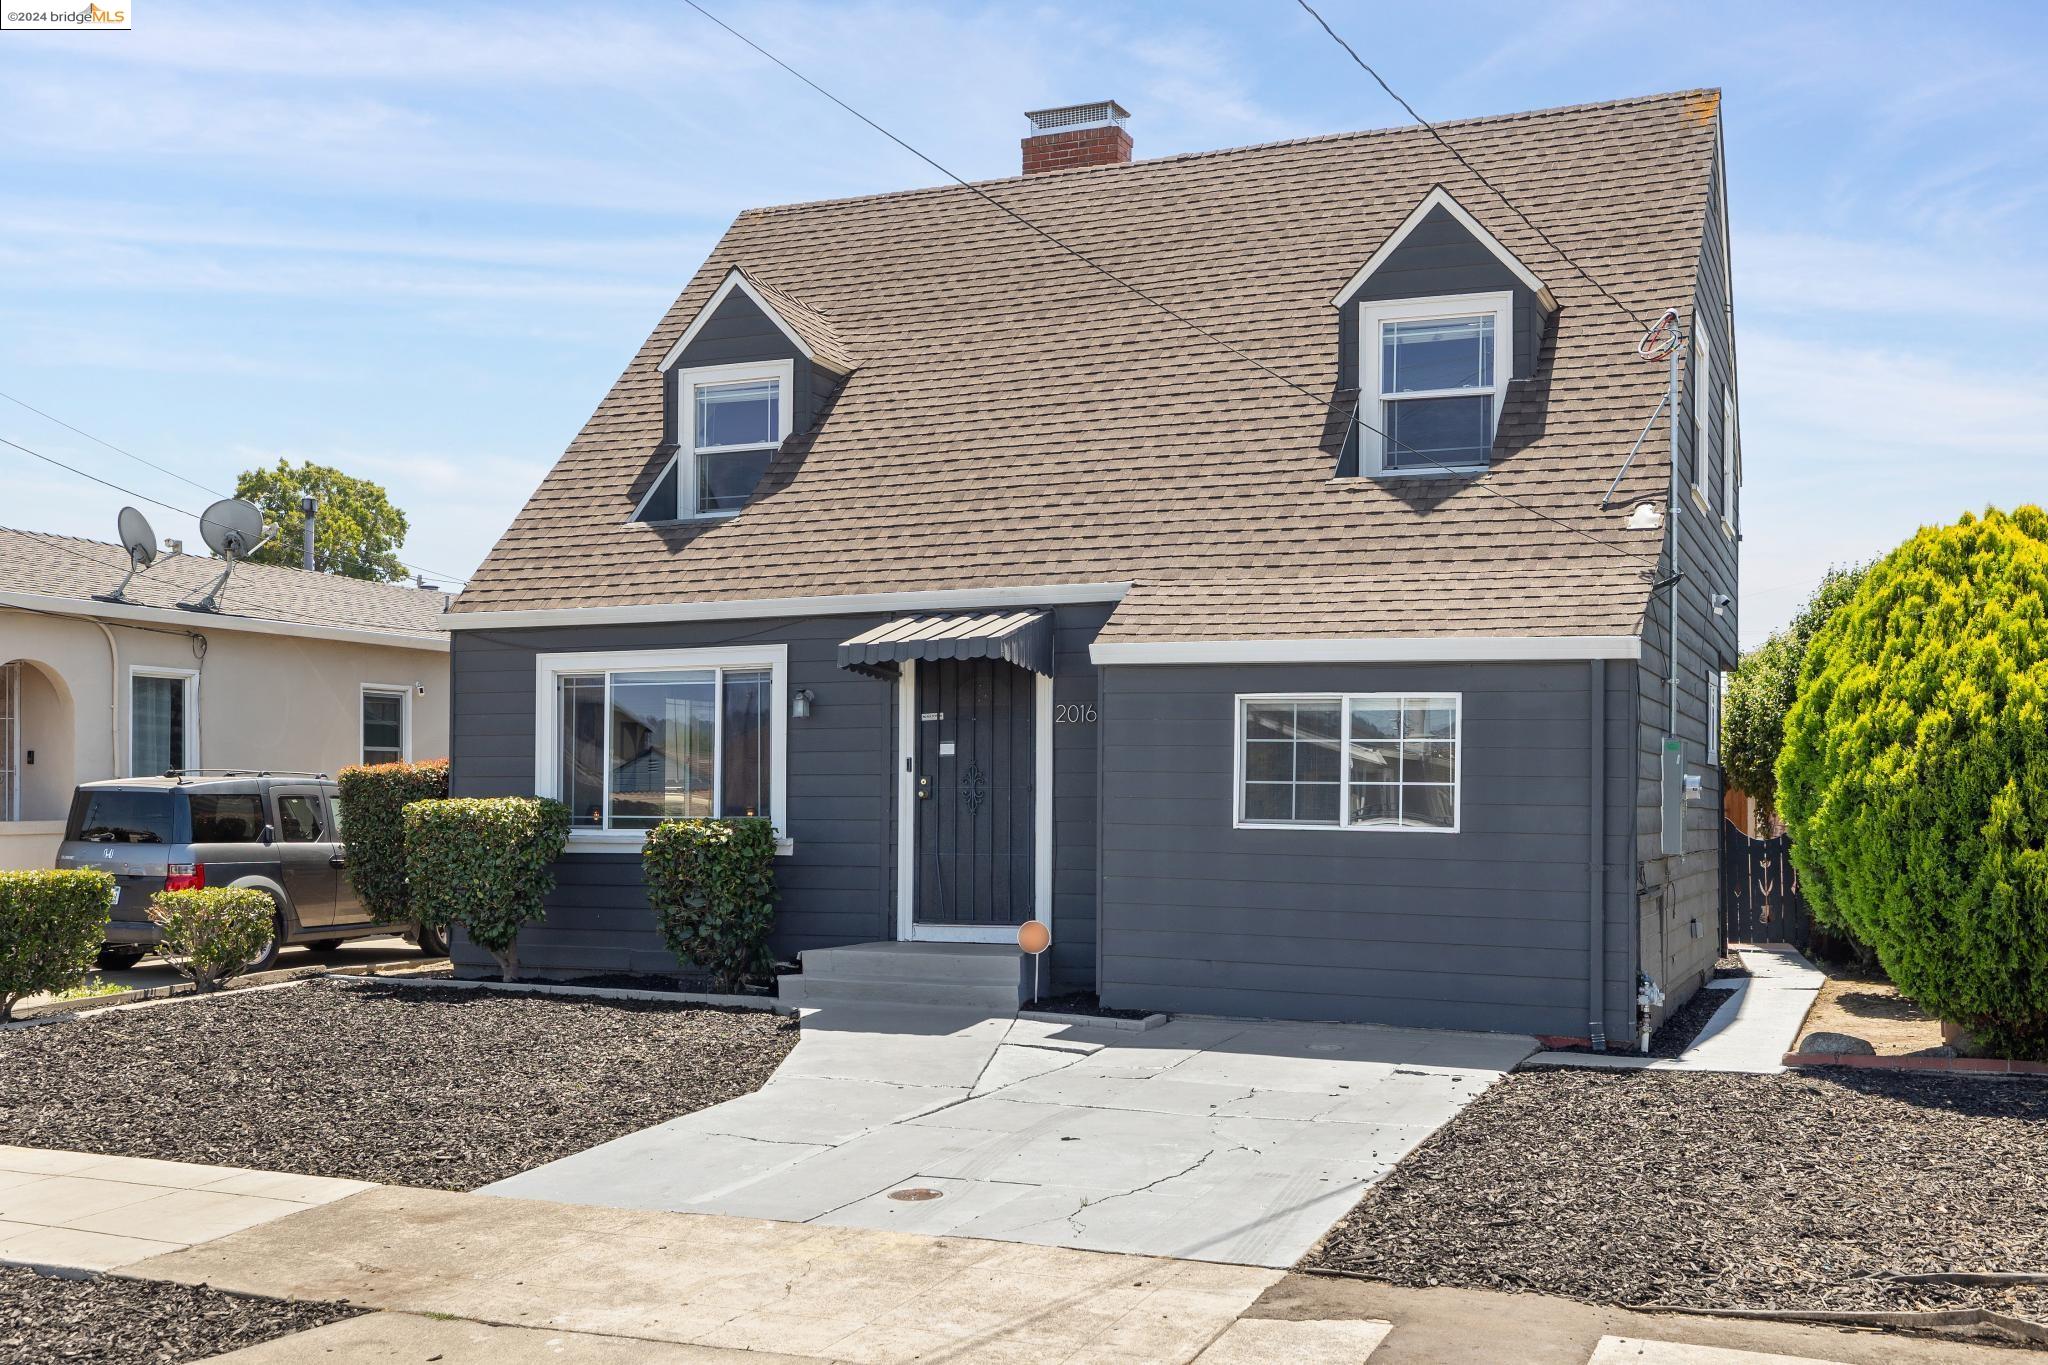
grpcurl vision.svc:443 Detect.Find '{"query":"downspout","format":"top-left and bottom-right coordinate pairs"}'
top-left (1586, 658), bottom-right (1606, 1051)
top-left (93, 619), bottom-right (121, 776)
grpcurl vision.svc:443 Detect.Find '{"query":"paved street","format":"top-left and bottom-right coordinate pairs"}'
top-left (484, 1003), bottom-right (1533, 1266)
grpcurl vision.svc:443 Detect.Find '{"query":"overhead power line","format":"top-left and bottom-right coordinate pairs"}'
top-left (1292, 0), bottom-right (1648, 330)
top-left (676, 0), bottom-right (1657, 570)
top-left (0, 397), bottom-right (470, 586)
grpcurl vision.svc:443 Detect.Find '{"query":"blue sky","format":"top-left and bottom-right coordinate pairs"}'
top-left (3, 0), bottom-right (2043, 646)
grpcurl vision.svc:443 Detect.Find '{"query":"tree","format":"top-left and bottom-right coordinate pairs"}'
top-left (232, 459), bottom-right (409, 582)
top-left (1777, 507), bottom-right (2048, 1057)
top-left (1721, 564), bottom-right (1868, 821)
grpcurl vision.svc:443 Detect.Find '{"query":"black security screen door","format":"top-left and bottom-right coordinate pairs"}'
top-left (914, 658), bottom-right (1035, 926)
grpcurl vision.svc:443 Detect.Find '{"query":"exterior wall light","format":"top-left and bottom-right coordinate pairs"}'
top-left (791, 687), bottom-right (815, 720)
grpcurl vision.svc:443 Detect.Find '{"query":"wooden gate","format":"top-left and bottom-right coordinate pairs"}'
top-left (1721, 821), bottom-right (1811, 948)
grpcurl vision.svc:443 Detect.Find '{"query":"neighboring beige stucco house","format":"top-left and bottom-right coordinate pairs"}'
top-left (0, 526), bottom-right (449, 868)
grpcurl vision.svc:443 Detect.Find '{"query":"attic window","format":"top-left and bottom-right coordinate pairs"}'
top-left (634, 359), bottom-right (792, 523)
top-left (1357, 292), bottom-right (1512, 476)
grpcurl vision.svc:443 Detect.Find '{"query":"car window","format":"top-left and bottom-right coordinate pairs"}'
top-left (276, 794), bottom-right (325, 843)
top-left (189, 793), bottom-right (265, 843)
top-left (66, 790), bottom-right (175, 844)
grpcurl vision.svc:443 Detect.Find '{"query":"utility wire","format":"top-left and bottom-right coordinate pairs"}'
top-left (1293, 0), bottom-right (1648, 330)
top-left (0, 408), bottom-right (470, 586)
top-left (1, 433), bottom-right (469, 588)
top-left (678, 0), bottom-right (1657, 570)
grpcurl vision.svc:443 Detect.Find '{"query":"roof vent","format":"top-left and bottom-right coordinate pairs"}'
top-left (1022, 101), bottom-right (1133, 176)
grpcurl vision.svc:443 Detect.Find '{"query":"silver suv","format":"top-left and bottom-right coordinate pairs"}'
top-left (55, 772), bottom-right (446, 972)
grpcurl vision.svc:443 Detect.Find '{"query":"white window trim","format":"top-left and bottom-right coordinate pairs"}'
top-left (1692, 319), bottom-right (1714, 506)
top-left (1721, 386), bottom-right (1740, 536)
top-left (1331, 187), bottom-right (1555, 310)
top-left (1232, 692), bottom-right (1462, 834)
top-left (1355, 292), bottom-right (1513, 477)
top-left (1707, 669), bottom-right (1723, 767)
top-left (127, 665), bottom-right (199, 777)
top-left (0, 661), bottom-right (19, 823)
top-left (631, 358), bottom-right (795, 525)
top-left (532, 645), bottom-right (790, 855)
top-left (359, 683), bottom-right (414, 765)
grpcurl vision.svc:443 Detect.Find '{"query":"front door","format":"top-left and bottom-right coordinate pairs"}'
top-left (912, 658), bottom-right (1035, 936)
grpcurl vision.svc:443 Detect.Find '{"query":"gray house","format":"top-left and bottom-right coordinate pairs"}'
top-left (447, 91), bottom-right (1740, 1046)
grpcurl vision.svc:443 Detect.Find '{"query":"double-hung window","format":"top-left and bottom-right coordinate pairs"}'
top-left (637, 360), bottom-right (793, 523)
top-left (1238, 693), bottom-right (1461, 832)
top-left (130, 668), bottom-right (196, 776)
top-left (1692, 320), bottom-right (1715, 505)
top-left (360, 686), bottom-right (410, 765)
top-left (1721, 386), bottom-right (1739, 530)
top-left (536, 646), bottom-right (788, 848)
top-left (1357, 292), bottom-right (1512, 475)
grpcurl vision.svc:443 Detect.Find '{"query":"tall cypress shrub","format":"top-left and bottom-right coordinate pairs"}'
top-left (1778, 507), bottom-right (2048, 1056)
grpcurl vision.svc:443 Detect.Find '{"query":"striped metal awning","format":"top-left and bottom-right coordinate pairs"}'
top-left (838, 610), bottom-right (1054, 679)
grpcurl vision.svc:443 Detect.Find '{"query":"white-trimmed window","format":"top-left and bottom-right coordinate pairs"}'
top-left (1692, 319), bottom-right (1714, 504)
top-left (1357, 292), bottom-right (1512, 476)
top-left (535, 645), bottom-right (788, 850)
top-left (1237, 693), bottom-right (1461, 832)
top-left (635, 359), bottom-right (793, 523)
top-left (130, 667), bottom-right (198, 776)
top-left (1722, 386), bottom-right (1739, 529)
top-left (360, 685), bottom-right (411, 765)
top-left (1708, 669), bottom-right (1723, 766)
top-left (0, 662), bottom-right (18, 822)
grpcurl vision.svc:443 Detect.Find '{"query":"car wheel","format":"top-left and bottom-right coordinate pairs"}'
top-left (415, 922), bottom-right (451, 957)
top-left (246, 910), bottom-right (285, 974)
top-left (306, 939), bottom-right (344, 953)
top-left (97, 946), bottom-right (147, 971)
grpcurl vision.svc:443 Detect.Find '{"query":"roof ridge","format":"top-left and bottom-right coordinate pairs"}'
top-left (0, 523), bottom-right (445, 598)
top-left (740, 87), bottom-right (1717, 219)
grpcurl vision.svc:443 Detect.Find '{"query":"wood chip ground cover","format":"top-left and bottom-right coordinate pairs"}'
top-left (1305, 1069), bottom-right (2048, 1322)
top-left (0, 981), bottom-right (797, 1189)
top-left (0, 1266), bottom-right (357, 1365)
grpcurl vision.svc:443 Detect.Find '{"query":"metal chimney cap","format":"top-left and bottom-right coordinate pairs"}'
top-left (1025, 101), bottom-right (1129, 133)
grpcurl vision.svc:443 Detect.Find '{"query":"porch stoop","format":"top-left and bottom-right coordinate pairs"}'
top-left (778, 942), bottom-right (1027, 1011)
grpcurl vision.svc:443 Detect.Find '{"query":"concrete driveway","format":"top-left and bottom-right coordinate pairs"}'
top-left (486, 1004), bottom-right (1534, 1267)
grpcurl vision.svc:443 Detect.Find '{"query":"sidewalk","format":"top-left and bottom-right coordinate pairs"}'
top-left (1529, 946), bottom-right (1825, 1074)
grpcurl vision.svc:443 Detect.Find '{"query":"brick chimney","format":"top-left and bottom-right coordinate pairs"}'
top-left (1022, 101), bottom-right (1132, 175)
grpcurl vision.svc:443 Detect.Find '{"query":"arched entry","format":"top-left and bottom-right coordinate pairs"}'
top-left (1, 659), bottom-right (75, 823)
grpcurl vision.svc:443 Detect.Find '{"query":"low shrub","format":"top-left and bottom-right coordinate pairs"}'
top-left (336, 759), bottom-right (449, 925)
top-left (643, 819), bottom-right (779, 992)
top-left (0, 869), bottom-right (115, 1020)
top-left (404, 797), bottom-right (569, 980)
top-left (149, 887), bottom-right (274, 993)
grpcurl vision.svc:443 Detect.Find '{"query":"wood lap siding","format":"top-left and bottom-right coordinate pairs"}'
top-left (446, 603), bottom-right (1108, 989)
top-left (1338, 205), bottom-right (1547, 384)
top-left (1097, 661), bottom-right (1636, 1039)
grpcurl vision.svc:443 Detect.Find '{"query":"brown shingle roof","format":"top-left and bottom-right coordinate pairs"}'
top-left (738, 269), bottom-right (857, 375)
top-left (0, 527), bottom-right (450, 641)
top-left (456, 90), bottom-right (1721, 640)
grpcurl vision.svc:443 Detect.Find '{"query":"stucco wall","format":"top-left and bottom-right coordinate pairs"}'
top-left (0, 605), bottom-right (447, 868)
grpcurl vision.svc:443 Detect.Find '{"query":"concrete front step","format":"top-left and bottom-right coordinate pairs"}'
top-left (782, 941), bottom-right (1026, 1011)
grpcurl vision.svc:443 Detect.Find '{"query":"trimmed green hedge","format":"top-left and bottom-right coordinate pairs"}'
top-left (337, 759), bottom-right (449, 925)
top-left (1779, 506), bottom-right (2048, 1057)
top-left (150, 887), bottom-right (274, 992)
top-left (404, 797), bottom-right (568, 980)
top-left (643, 819), bottom-right (778, 992)
top-left (0, 869), bottom-right (115, 1019)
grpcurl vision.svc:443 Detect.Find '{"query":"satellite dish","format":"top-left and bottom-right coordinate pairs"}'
top-left (94, 507), bottom-right (160, 604)
top-left (198, 498), bottom-right (266, 560)
top-left (182, 498), bottom-right (272, 615)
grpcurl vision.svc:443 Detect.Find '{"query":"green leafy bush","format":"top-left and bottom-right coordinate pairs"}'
top-left (336, 759), bottom-right (449, 924)
top-left (643, 819), bottom-right (779, 992)
top-left (149, 887), bottom-right (275, 992)
top-left (1778, 506), bottom-right (2048, 1057)
top-left (404, 797), bottom-right (569, 980)
top-left (1722, 564), bottom-right (1867, 821)
top-left (0, 869), bottom-right (115, 1019)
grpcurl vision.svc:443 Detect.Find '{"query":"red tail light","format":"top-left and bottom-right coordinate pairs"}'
top-left (166, 863), bottom-right (206, 891)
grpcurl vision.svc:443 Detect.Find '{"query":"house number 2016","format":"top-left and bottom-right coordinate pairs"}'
top-left (1054, 704), bottom-right (1097, 724)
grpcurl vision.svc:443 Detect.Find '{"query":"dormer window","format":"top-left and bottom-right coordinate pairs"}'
top-left (635, 358), bottom-right (793, 523)
top-left (1357, 292), bottom-right (1512, 475)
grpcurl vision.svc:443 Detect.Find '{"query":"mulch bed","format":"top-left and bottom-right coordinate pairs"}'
top-left (0, 1266), bottom-right (358, 1365)
top-left (1304, 1068), bottom-right (2048, 1324)
top-left (1022, 991), bottom-right (1156, 1021)
top-left (1713, 954), bottom-right (1752, 979)
top-left (0, 980), bottom-right (797, 1190)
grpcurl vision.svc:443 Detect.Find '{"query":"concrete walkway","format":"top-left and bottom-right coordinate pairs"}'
top-left (484, 1004), bottom-right (1534, 1267)
top-left (0, 1144), bottom-right (371, 1272)
top-left (1530, 946), bottom-right (1826, 1074)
